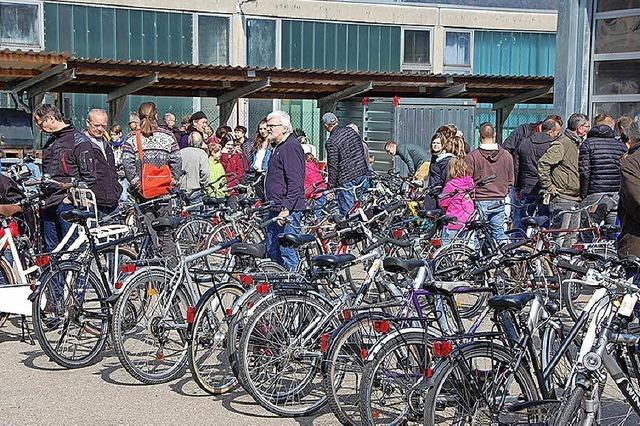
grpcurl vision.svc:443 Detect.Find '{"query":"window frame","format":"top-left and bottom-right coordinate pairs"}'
top-left (589, 0), bottom-right (640, 118)
top-left (443, 29), bottom-right (474, 74)
top-left (400, 26), bottom-right (433, 73)
top-left (0, 0), bottom-right (44, 51)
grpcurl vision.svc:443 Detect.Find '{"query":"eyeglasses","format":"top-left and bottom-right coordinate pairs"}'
top-left (34, 115), bottom-right (49, 129)
top-left (266, 123), bottom-right (283, 129)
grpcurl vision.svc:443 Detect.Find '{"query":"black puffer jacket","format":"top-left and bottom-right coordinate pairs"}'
top-left (579, 125), bottom-right (628, 199)
top-left (514, 132), bottom-right (554, 194)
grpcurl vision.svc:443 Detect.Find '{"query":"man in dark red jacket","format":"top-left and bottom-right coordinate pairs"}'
top-left (34, 104), bottom-right (97, 251)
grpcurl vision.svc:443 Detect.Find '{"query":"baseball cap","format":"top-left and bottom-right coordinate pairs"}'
top-left (322, 112), bottom-right (338, 126)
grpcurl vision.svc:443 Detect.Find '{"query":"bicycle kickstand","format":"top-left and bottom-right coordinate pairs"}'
top-left (20, 315), bottom-right (35, 345)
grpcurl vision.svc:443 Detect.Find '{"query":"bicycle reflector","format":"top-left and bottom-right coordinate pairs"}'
top-left (573, 243), bottom-right (585, 252)
top-left (392, 228), bottom-right (404, 239)
top-left (225, 308), bottom-right (233, 317)
top-left (179, 211), bottom-right (190, 218)
top-left (432, 340), bottom-right (453, 358)
top-left (320, 333), bottom-right (330, 353)
top-left (35, 255), bottom-right (50, 267)
top-left (373, 320), bottom-right (390, 334)
top-left (430, 237), bottom-right (442, 248)
top-left (424, 367), bottom-right (433, 378)
top-left (341, 309), bottom-right (352, 321)
top-left (256, 283), bottom-right (271, 295)
top-left (360, 348), bottom-right (369, 360)
top-left (120, 263), bottom-right (136, 274)
top-left (115, 281), bottom-right (123, 290)
top-left (238, 274), bottom-right (254, 287)
top-left (186, 306), bottom-right (195, 324)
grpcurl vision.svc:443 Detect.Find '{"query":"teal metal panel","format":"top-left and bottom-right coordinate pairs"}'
top-left (142, 11), bottom-right (156, 61)
top-left (87, 6), bottom-right (101, 58)
top-left (44, 3), bottom-right (59, 51)
top-left (73, 5), bottom-right (88, 56)
top-left (155, 12), bottom-right (170, 62)
top-left (101, 8), bottom-right (116, 59)
top-left (473, 30), bottom-right (555, 76)
top-left (129, 10), bottom-right (143, 60)
top-left (115, 8), bottom-right (129, 60)
top-left (281, 20), bottom-right (401, 72)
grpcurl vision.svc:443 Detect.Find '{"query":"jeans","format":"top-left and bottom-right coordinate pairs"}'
top-left (580, 192), bottom-right (619, 241)
top-left (476, 199), bottom-right (507, 243)
top-left (337, 175), bottom-right (368, 215)
top-left (513, 192), bottom-right (551, 231)
top-left (140, 203), bottom-right (177, 260)
top-left (266, 211), bottom-right (302, 272)
top-left (311, 195), bottom-right (327, 220)
top-left (41, 203), bottom-right (74, 252)
top-left (441, 227), bottom-right (466, 245)
top-left (550, 196), bottom-right (581, 247)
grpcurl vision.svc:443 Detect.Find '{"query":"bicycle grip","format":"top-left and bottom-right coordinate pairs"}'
top-left (469, 262), bottom-right (494, 276)
top-left (556, 260), bottom-right (589, 275)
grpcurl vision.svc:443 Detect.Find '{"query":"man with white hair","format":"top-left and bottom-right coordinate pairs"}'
top-left (264, 110), bottom-right (306, 271)
top-left (84, 108), bottom-right (122, 215)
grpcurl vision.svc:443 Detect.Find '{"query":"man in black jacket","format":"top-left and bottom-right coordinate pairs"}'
top-left (84, 109), bottom-right (123, 215)
top-left (323, 112), bottom-right (369, 214)
top-left (579, 113), bottom-right (628, 228)
top-left (34, 104), bottom-right (97, 251)
top-left (513, 118), bottom-right (561, 229)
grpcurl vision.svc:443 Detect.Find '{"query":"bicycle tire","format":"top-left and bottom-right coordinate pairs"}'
top-left (111, 267), bottom-right (190, 384)
top-left (423, 341), bottom-right (542, 426)
top-left (237, 292), bottom-right (338, 417)
top-left (324, 312), bottom-right (394, 426)
top-left (554, 386), bottom-right (586, 426)
top-left (176, 218), bottom-right (215, 260)
top-left (188, 283), bottom-right (244, 395)
top-left (32, 261), bottom-right (110, 368)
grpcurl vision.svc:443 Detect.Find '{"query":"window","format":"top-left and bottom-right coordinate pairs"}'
top-left (402, 28), bottom-right (431, 72)
top-left (0, 1), bottom-right (41, 49)
top-left (246, 18), bottom-right (276, 68)
top-left (198, 15), bottom-right (229, 65)
top-left (444, 30), bottom-right (472, 74)
top-left (597, 0), bottom-right (640, 12)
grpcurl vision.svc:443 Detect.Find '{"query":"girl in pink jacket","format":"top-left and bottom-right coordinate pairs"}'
top-left (439, 158), bottom-right (475, 243)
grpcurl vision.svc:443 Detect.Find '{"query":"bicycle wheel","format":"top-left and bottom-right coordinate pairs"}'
top-left (111, 267), bottom-right (190, 384)
top-left (237, 292), bottom-right (339, 416)
top-left (32, 261), bottom-right (109, 368)
top-left (324, 312), bottom-right (392, 426)
top-left (188, 283), bottom-right (244, 395)
top-left (423, 341), bottom-right (542, 425)
top-left (541, 320), bottom-right (579, 393)
top-left (176, 218), bottom-right (215, 260)
top-left (360, 330), bottom-right (432, 425)
top-left (204, 223), bottom-right (235, 270)
top-left (433, 243), bottom-right (486, 318)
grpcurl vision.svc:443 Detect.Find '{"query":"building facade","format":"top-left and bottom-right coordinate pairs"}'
top-left (0, 0), bottom-right (557, 148)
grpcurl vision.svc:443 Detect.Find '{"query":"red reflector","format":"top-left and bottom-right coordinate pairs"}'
top-left (433, 340), bottom-right (453, 358)
top-left (320, 333), bottom-right (330, 353)
top-left (179, 211), bottom-right (189, 218)
top-left (360, 348), bottom-right (369, 360)
top-left (115, 281), bottom-right (123, 290)
top-left (120, 263), bottom-right (136, 274)
top-left (246, 301), bottom-right (254, 310)
top-left (238, 274), bottom-right (254, 287)
top-left (186, 306), bottom-right (196, 324)
top-left (373, 320), bottom-right (390, 334)
top-left (35, 255), bottom-right (50, 267)
top-left (431, 238), bottom-right (442, 248)
top-left (573, 243), bottom-right (585, 252)
top-left (392, 229), bottom-right (404, 239)
top-left (256, 283), bottom-right (271, 295)
top-left (341, 309), bottom-right (352, 321)
top-left (424, 367), bottom-right (433, 378)
top-left (30, 281), bottom-right (36, 292)
top-left (225, 308), bottom-right (233, 317)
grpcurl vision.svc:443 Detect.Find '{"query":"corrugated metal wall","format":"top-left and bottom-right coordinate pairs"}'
top-left (44, 2), bottom-right (194, 127)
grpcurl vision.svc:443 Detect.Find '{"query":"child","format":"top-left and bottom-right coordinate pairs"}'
top-left (303, 149), bottom-right (327, 219)
top-left (438, 157), bottom-right (475, 244)
top-left (208, 143), bottom-right (227, 198)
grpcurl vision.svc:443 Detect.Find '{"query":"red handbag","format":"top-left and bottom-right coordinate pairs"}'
top-left (135, 130), bottom-right (172, 199)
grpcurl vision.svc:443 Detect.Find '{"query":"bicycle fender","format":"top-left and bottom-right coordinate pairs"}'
top-left (243, 288), bottom-right (333, 318)
top-left (187, 282), bottom-right (244, 336)
top-left (365, 327), bottom-right (432, 362)
top-left (28, 260), bottom-right (85, 301)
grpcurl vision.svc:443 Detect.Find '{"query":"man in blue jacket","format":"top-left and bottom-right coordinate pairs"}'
top-left (264, 111), bottom-right (306, 271)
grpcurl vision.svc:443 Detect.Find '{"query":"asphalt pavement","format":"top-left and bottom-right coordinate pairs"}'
top-left (0, 318), bottom-right (337, 426)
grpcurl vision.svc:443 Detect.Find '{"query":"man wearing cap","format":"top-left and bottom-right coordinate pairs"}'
top-left (178, 111), bottom-right (208, 150)
top-left (323, 112), bottom-right (369, 215)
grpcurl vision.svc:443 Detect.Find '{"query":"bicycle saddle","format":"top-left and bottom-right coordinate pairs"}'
top-left (521, 216), bottom-right (548, 228)
top-left (383, 257), bottom-right (426, 274)
top-left (488, 293), bottom-right (535, 312)
top-left (312, 254), bottom-right (356, 269)
top-left (230, 242), bottom-right (265, 258)
top-left (435, 215), bottom-right (458, 226)
top-left (60, 209), bottom-right (94, 224)
top-left (278, 233), bottom-right (315, 248)
top-left (466, 219), bottom-right (489, 230)
top-left (417, 209), bottom-right (443, 220)
top-left (151, 217), bottom-right (183, 231)
top-left (203, 197), bottom-right (227, 206)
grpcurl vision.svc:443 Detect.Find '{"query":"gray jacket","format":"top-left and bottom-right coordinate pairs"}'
top-left (179, 147), bottom-right (210, 190)
top-left (396, 143), bottom-right (429, 176)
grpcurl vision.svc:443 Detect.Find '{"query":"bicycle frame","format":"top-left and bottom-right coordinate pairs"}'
top-left (0, 221), bottom-right (40, 315)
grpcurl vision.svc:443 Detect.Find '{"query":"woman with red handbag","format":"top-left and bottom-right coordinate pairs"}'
top-left (121, 102), bottom-right (182, 258)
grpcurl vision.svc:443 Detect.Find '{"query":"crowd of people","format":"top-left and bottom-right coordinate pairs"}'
top-left (2, 100), bottom-right (640, 272)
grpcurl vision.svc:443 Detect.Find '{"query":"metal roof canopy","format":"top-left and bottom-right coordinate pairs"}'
top-left (0, 50), bottom-right (554, 135)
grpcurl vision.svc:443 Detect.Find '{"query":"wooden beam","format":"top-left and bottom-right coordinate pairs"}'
top-left (492, 85), bottom-right (553, 111)
top-left (316, 82), bottom-right (373, 109)
top-left (8, 63), bottom-right (68, 94)
top-left (26, 68), bottom-right (76, 99)
top-left (216, 78), bottom-right (271, 105)
top-left (433, 83), bottom-right (467, 98)
top-left (106, 72), bottom-right (159, 103)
